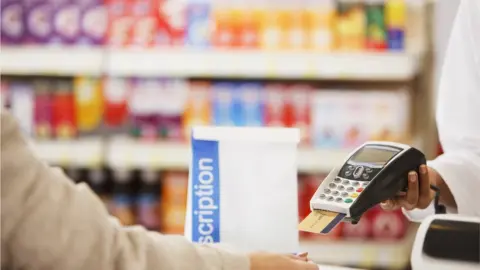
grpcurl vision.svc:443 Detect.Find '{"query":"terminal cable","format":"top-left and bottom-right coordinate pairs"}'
top-left (430, 184), bottom-right (447, 214)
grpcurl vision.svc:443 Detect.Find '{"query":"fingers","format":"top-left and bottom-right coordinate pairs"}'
top-left (288, 253), bottom-right (308, 262)
top-left (380, 199), bottom-right (399, 211)
top-left (402, 171), bottom-right (419, 210)
top-left (417, 165), bottom-right (431, 209)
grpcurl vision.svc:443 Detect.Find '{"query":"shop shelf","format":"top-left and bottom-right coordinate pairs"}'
top-left (1, 46), bottom-right (422, 81)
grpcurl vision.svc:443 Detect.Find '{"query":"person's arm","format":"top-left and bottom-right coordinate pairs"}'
top-left (427, 0), bottom-right (480, 216)
top-left (0, 109), bottom-right (249, 270)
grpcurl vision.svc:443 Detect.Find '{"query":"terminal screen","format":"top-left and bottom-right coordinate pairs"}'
top-left (350, 146), bottom-right (399, 166)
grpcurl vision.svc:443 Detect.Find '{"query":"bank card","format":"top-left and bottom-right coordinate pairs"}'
top-left (298, 210), bottom-right (346, 234)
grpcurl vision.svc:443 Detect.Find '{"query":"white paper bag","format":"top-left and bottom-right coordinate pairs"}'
top-left (184, 126), bottom-right (301, 254)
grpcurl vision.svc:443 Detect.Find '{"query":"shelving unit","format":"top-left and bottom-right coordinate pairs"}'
top-left (2, 47), bottom-right (422, 81)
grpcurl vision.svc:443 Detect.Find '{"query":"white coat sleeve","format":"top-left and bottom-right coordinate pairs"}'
top-left (403, 0), bottom-right (480, 221)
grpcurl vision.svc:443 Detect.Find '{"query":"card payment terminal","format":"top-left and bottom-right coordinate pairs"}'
top-left (310, 141), bottom-right (426, 224)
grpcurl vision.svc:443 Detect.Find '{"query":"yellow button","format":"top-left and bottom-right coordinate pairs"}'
top-left (351, 193), bottom-right (359, 198)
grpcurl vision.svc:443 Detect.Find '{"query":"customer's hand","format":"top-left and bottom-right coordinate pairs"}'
top-left (381, 164), bottom-right (437, 211)
top-left (249, 252), bottom-right (318, 270)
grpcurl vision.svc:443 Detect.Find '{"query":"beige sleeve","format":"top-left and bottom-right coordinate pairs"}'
top-left (0, 110), bottom-right (250, 270)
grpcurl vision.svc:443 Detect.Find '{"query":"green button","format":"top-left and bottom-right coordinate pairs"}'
top-left (344, 198), bottom-right (353, 203)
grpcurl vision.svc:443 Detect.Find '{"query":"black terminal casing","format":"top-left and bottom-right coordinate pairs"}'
top-left (346, 145), bottom-right (426, 221)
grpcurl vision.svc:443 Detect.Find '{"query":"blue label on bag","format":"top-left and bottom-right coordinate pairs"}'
top-left (191, 139), bottom-right (221, 243)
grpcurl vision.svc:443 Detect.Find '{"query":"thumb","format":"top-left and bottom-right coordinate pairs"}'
top-left (292, 259), bottom-right (318, 270)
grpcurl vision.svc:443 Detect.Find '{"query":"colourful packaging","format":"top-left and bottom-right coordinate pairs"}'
top-left (237, 0), bottom-right (262, 49)
top-left (129, 78), bottom-right (162, 140)
top-left (103, 77), bottom-right (131, 131)
top-left (238, 82), bottom-right (263, 127)
top-left (312, 91), bottom-right (342, 149)
top-left (259, 0), bottom-right (283, 50)
top-left (386, 0), bottom-right (406, 51)
top-left (305, 0), bottom-right (335, 51)
top-left (342, 210), bottom-right (373, 240)
top-left (366, 0), bottom-right (387, 51)
top-left (161, 171), bottom-right (188, 234)
top-left (342, 92), bottom-right (368, 149)
top-left (281, 0), bottom-right (308, 50)
top-left (23, 0), bottom-right (54, 44)
top-left (212, 82), bottom-right (235, 126)
top-left (335, 0), bottom-right (366, 51)
top-left (137, 170), bottom-right (161, 231)
top-left (182, 80), bottom-right (211, 140)
top-left (74, 76), bottom-right (104, 135)
top-left (52, 79), bottom-right (77, 139)
top-left (155, 0), bottom-right (187, 46)
top-left (9, 81), bottom-right (34, 136)
top-left (51, 0), bottom-right (81, 45)
top-left (111, 169), bottom-right (136, 226)
top-left (157, 79), bottom-right (188, 140)
top-left (130, 0), bottom-right (157, 47)
top-left (288, 84), bottom-right (312, 145)
top-left (370, 206), bottom-right (408, 240)
top-left (263, 83), bottom-right (285, 127)
top-left (106, 0), bottom-right (133, 47)
top-left (1, 0), bottom-right (25, 44)
top-left (77, 0), bottom-right (108, 46)
top-left (185, 0), bottom-right (211, 48)
top-left (211, 0), bottom-right (235, 48)
top-left (33, 79), bottom-right (53, 139)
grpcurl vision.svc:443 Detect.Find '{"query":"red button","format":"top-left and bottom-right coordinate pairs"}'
top-left (356, 188), bottom-right (364, 192)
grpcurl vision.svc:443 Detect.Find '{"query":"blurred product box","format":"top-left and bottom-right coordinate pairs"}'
top-left (366, 0), bottom-right (387, 51)
top-left (212, 81), bottom-right (235, 126)
top-left (52, 0), bottom-right (82, 45)
top-left (263, 83), bottom-right (286, 127)
top-left (305, 0), bottom-right (336, 52)
top-left (182, 80), bottom-right (212, 140)
top-left (237, 82), bottom-right (264, 127)
top-left (185, 0), bottom-right (211, 48)
top-left (161, 171), bottom-right (189, 234)
top-left (130, 0), bottom-right (157, 47)
top-left (9, 80), bottom-right (35, 136)
top-left (23, 0), bottom-right (54, 44)
top-left (156, 0), bottom-right (187, 46)
top-left (312, 89), bottom-right (411, 149)
top-left (1, 0), bottom-right (25, 44)
top-left (78, 0), bottom-right (108, 45)
top-left (286, 84), bottom-right (312, 145)
top-left (385, 0), bottom-right (406, 50)
top-left (335, 0), bottom-right (367, 51)
top-left (106, 0), bottom-right (133, 46)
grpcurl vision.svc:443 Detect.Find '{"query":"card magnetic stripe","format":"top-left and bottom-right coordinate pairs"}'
top-left (320, 213), bottom-right (346, 234)
top-left (191, 138), bottom-right (221, 243)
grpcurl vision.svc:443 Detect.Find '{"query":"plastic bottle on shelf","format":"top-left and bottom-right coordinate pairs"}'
top-left (88, 168), bottom-right (112, 211)
top-left (73, 76), bottom-right (103, 136)
top-left (259, 0), bottom-right (282, 50)
top-left (111, 169), bottom-right (136, 226)
top-left (52, 79), bottom-right (77, 140)
top-left (103, 77), bottom-right (131, 134)
top-left (211, 0), bottom-right (234, 48)
top-left (385, 0), bottom-right (406, 51)
top-left (182, 80), bottom-right (212, 141)
top-left (137, 170), bottom-right (161, 231)
top-left (161, 170), bottom-right (189, 234)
